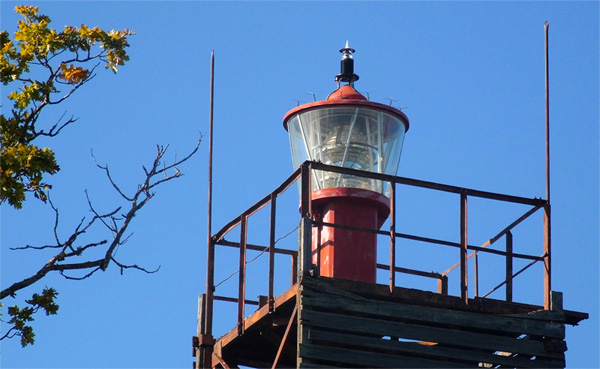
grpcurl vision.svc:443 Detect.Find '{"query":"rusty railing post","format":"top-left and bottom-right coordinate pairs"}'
top-left (202, 236), bottom-right (215, 368)
top-left (299, 161), bottom-right (313, 278)
top-left (544, 202), bottom-right (551, 309)
top-left (300, 161), bottom-right (312, 218)
top-left (474, 253), bottom-right (479, 298)
top-left (437, 275), bottom-right (448, 295)
top-left (299, 217), bottom-right (313, 277)
top-left (195, 294), bottom-right (206, 369)
top-left (291, 254), bottom-right (298, 285)
top-left (238, 214), bottom-right (247, 335)
top-left (460, 192), bottom-right (468, 304)
top-left (269, 194), bottom-right (276, 312)
top-left (389, 182), bottom-right (396, 293)
top-left (506, 231), bottom-right (513, 302)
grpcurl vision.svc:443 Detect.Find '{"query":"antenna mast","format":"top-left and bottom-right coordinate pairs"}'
top-left (202, 51), bottom-right (215, 367)
top-left (543, 22), bottom-right (552, 310)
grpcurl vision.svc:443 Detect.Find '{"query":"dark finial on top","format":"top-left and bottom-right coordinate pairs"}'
top-left (336, 41), bottom-right (359, 87)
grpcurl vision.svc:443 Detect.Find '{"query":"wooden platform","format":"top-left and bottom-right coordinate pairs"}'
top-left (211, 276), bottom-right (588, 368)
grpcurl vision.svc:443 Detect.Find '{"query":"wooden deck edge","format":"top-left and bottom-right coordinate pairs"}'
top-left (304, 276), bottom-right (587, 325)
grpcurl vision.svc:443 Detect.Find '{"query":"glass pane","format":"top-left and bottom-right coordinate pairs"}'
top-left (287, 106), bottom-right (405, 197)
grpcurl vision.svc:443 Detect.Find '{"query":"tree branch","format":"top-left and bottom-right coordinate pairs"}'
top-left (1, 138), bottom-right (201, 301)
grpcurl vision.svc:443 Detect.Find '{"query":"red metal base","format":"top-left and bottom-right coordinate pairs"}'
top-left (311, 188), bottom-right (390, 283)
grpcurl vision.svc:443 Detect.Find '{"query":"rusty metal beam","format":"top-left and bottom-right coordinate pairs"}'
top-left (271, 302), bottom-right (298, 369)
top-left (214, 350), bottom-right (231, 369)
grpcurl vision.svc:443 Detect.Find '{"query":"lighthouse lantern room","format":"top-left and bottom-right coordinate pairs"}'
top-left (283, 44), bottom-right (409, 283)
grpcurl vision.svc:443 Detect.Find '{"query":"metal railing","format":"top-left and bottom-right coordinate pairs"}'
top-left (202, 160), bottom-right (551, 343)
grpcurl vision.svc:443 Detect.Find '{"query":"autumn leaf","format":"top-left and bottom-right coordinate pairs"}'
top-left (59, 64), bottom-right (90, 84)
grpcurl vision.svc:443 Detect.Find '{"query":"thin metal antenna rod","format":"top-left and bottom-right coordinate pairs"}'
top-left (543, 22), bottom-right (552, 310)
top-left (545, 22), bottom-right (550, 203)
top-left (205, 50), bottom-right (215, 338)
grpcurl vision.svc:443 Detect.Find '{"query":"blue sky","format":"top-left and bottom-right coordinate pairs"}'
top-left (1, 1), bottom-right (598, 368)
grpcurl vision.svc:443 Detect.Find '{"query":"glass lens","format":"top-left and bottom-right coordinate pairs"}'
top-left (287, 106), bottom-right (405, 197)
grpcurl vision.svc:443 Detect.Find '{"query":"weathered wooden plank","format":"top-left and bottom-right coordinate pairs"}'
top-left (300, 276), bottom-right (367, 301)
top-left (300, 342), bottom-right (473, 368)
top-left (302, 276), bottom-right (587, 326)
top-left (298, 362), bottom-right (341, 368)
top-left (307, 327), bottom-right (564, 368)
top-left (302, 281), bottom-right (565, 339)
top-left (297, 290), bottom-right (308, 369)
top-left (300, 309), bottom-right (563, 359)
top-left (503, 309), bottom-right (567, 322)
top-left (302, 293), bottom-right (565, 339)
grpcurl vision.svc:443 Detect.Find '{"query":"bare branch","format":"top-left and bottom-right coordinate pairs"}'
top-left (1, 253), bottom-right (68, 299)
top-left (49, 196), bottom-right (62, 246)
top-left (59, 266), bottom-right (102, 281)
top-left (31, 111), bottom-right (79, 140)
top-left (11, 244), bottom-right (63, 251)
top-left (84, 189), bottom-right (122, 233)
top-left (2, 137), bottom-right (200, 301)
top-left (62, 240), bottom-right (108, 257)
top-left (112, 257), bottom-right (160, 275)
top-left (0, 327), bottom-right (19, 341)
top-left (91, 151), bottom-right (133, 201)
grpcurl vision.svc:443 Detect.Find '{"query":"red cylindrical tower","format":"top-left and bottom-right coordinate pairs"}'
top-left (283, 44), bottom-right (409, 283)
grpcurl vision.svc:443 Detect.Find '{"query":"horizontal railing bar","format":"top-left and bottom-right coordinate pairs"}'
top-left (397, 233), bottom-right (542, 260)
top-left (396, 232), bottom-right (461, 248)
top-left (308, 161), bottom-right (547, 207)
top-left (376, 263), bottom-right (443, 279)
top-left (317, 221), bottom-right (541, 260)
top-left (213, 167), bottom-right (302, 242)
top-left (467, 245), bottom-right (544, 261)
top-left (217, 239), bottom-right (298, 256)
top-left (214, 295), bottom-right (259, 306)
